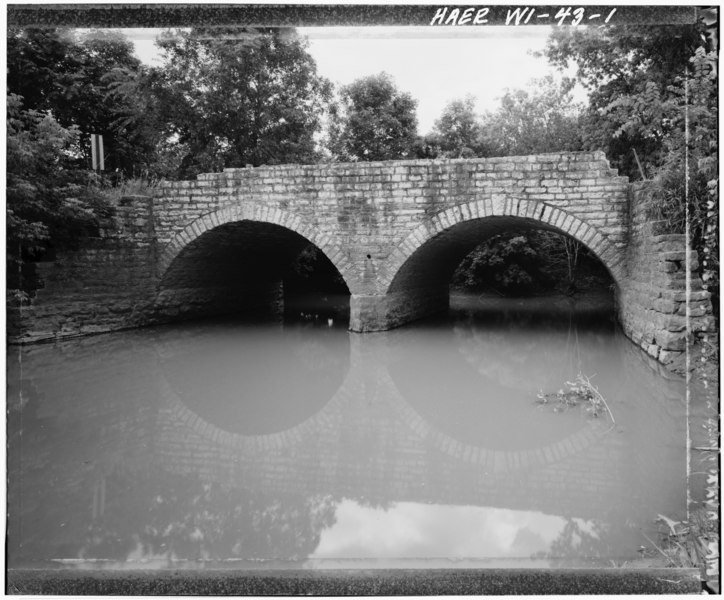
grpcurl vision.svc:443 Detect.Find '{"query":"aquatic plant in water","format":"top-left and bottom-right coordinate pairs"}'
top-left (535, 373), bottom-right (615, 425)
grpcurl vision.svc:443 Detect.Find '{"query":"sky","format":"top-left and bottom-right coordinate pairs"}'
top-left (310, 499), bottom-right (571, 560)
top-left (124, 25), bottom-right (578, 135)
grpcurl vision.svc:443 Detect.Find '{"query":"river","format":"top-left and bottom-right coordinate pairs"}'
top-left (6, 293), bottom-right (691, 570)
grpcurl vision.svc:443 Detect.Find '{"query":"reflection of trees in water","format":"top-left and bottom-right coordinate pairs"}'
top-left (452, 296), bottom-right (617, 393)
top-left (535, 516), bottom-right (643, 565)
top-left (451, 293), bottom-right (616, 330)
top-left (79, 467), bottom-right (337, 562)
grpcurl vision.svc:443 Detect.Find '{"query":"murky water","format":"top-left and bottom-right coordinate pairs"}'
top-left (6, 294), bottom-right (690, 570)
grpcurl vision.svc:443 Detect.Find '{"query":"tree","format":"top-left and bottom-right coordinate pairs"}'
top-left (7, 94), bottom-right (112, 292)
top-left (542, 24), bottom-right (705, 177)
top-left (430, 95), bottom-right (486, 158)
top-left (329, 73), bottom-right (418, 161)
top-left (153, 27), bottom-right (332, 177)
top-left (543, 23), bottom-right (718, 314)
top-left (478, 76), bottom-right (584, 156)
top-left (453, 232), bottom-right (545, 295)
top-left (452, 229), bottom-right (612, 296)
top-left (647, 48), bottom-right (718, 312)
top-left (102, 63), bottom-right (175, 179)
top-left (7, 28), bottom-right (155, 175)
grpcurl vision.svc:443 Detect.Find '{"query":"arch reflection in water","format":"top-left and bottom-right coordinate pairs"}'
top-left (388, 294), bottom-right (619, 454)
top-left (156, 318), bottom-right (351, 436)
top-left (379, 295), bottom-right (686, 537)
top-left (6, 295), bottom-right (689, 569)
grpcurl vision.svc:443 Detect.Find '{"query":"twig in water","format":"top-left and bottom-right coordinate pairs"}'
top-left (576, 373), bottom-right (616, 426)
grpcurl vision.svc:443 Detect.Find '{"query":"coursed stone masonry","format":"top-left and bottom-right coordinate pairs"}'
top-left (7, 152), bottom-right (714, 369)
top-left (618, 183), bottom-right (715, 367)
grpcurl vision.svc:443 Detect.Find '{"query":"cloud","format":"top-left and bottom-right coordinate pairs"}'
top-left (311, 499), bottom-right (567, 559)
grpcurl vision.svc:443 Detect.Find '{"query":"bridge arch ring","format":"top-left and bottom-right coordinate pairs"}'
top-left (380, 197), bottom-right (625, 292)
top-left (157, 202), bottom-right (357, 292)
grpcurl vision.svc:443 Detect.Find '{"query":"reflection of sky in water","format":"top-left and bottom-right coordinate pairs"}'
top-left (312, 500), bottom-right (574, 559)
top-left (7, 295), bottom-right (688, 568)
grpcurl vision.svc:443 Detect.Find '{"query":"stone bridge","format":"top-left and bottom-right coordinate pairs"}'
top-left (10, 151), bottom-right (714, 367)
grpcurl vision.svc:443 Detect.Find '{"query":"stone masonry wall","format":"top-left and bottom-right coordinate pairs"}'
top-left (10, 151), bottom-right (637, 343)
top-left (618, 183), bottom-right (715, 367)
top-left (152, 151), bottom-right (630, 331)
top-left (8, 196), bottom-right (159, 343)
top-left (154, 151), bottom-right (631, 298)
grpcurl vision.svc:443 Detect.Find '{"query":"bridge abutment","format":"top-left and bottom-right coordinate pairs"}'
top-left (616, 183), bottom-right (715, 369)
top-left (6, 152), bottom-right (715, 374)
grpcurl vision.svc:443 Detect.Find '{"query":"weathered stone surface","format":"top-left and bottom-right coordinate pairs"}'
top-left (617, 184), bottom-right (714, 364)
top-left (6, 154), bottom-right (715, 372)
top-left (350, 287), bottom-right (449, 332)
top-left (655, 330), bottom-right (688, 351)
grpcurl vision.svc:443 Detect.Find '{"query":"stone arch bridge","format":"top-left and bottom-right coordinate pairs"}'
top-left (10, 151), bottom-right (713, 367)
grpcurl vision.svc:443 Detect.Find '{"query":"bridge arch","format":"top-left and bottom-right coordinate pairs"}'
top-left (381, 197), bottom-right (625, 294)
top-left (350, 197), bottom-right (625, 331)
top-left (155, 203), bottom-right (356, 322)
top-left (158, 203), bottom-right (356, 285)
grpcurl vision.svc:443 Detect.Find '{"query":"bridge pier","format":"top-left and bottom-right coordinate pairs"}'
top-left (7, 154), bottom-right (715, 373)
top-left (349, 287), bottom-right (449, 332)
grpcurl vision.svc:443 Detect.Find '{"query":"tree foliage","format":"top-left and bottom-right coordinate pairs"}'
top-left (542, 23), bottom-right (706, 177)
top-left (453, 230), bottom-right (611, 296)
top-left (7, 28), bottom-right (156, 175)
top-left (153, 27), bottom-right (332, 177)
top-left (7, 94), bottom-right (112, 289)
top-left (328, 73), bottom-right (418, 161)
top-left (6, 26), bottom-right (335, 294)
top-left (543, 23), bottom-right (718, 311)
top-left (422, 77), bottom-right (583, 160)
top-left (478, 76), bottom-right (584, 156)
top-left (429, 95), bottom-right (485, 158)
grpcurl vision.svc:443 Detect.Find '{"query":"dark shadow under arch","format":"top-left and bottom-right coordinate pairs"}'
top-left (156, 220), bottom-right (351, 323)
top-left (387, 215), bottom-right (619, 295)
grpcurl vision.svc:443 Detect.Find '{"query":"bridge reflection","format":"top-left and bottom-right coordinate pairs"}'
top-left (7, 308), bottom-right (687, 566)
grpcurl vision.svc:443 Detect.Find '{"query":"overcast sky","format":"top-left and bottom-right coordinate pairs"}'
top-left (126, 25), bottom-right (577, 135)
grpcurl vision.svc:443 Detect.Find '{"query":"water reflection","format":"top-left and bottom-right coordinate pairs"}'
top-left (6, 294), bottom-right (689, 568)
top-left (78, 471), bottom-right (336, 563)
top-left (311, 500), bottom-right (571, 560)
top-left (157, 319), bottom-right (350, 435)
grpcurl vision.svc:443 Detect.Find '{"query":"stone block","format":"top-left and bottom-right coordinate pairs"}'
top-left (651, 298), bottom-right (678, 314)
top-left (654, 330), bottom-right (687, 351)
top-left (684, 305), bottom-right (710, 318)
top-left (661, 314), bottom-right (688, 332)
top-left (660, 250), bottom-right (687, 262)
top-left (657, 349), bottom-right (683, 364)
top-left (661, 261), bottom-right (680, 273)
